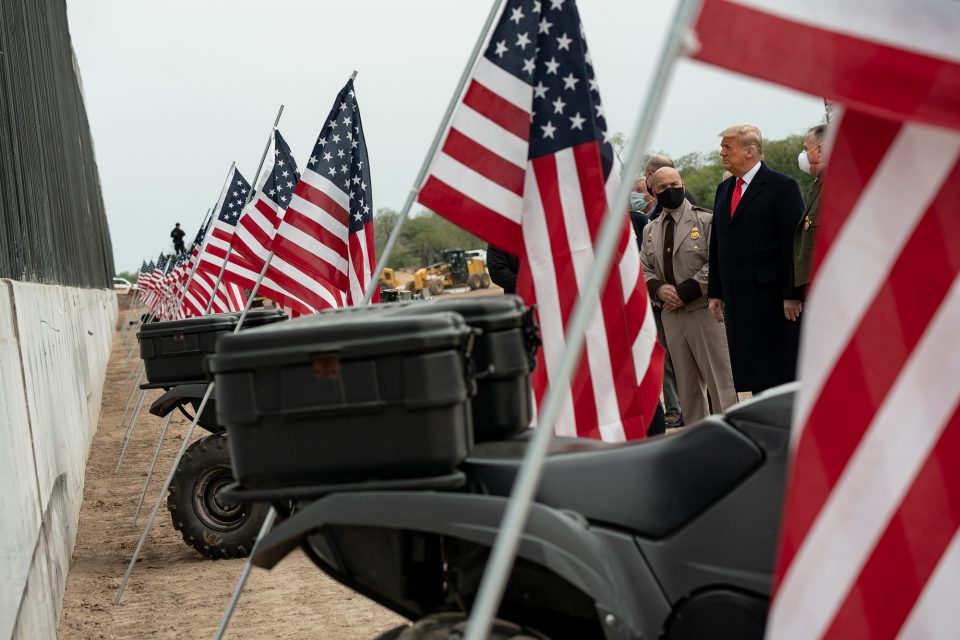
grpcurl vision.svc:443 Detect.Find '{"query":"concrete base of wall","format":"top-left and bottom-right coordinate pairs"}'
top-left (0, 280), bottom-right (116, 639)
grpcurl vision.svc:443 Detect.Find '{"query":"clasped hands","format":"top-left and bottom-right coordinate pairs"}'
top-left (657, 284), bottom-right (685, 312)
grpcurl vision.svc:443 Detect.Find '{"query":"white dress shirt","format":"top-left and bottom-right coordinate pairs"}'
top-left (737, 161), bottom-right (762, 196)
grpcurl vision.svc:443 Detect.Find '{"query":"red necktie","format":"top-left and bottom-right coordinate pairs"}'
top-left (730, 177), bottom-right (745, 217)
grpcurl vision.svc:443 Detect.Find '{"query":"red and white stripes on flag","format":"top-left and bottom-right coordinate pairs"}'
top-left (271, 78), bottom-right (377, 306)
top-left (691, 0), bottom-right (960, 636)
top-left (418, 1), bottom-right (663, 441)
top-left (771, 111), bottom-right (960, 640)
top-left (220, 129), bottom-right (343, 314)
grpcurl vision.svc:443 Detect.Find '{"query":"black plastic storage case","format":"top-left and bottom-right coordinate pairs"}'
top-left (138, 310), bottom-right (286, 385)
top-left (390, 296), bottom-right (535, 441)
top-left (208, 311), bottom-right (475, 490)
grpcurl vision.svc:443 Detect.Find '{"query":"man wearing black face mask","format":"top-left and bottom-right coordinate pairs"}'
top-left (640, 168), bottom-right (737, 425)
top-left (643, 155), bottom-right (697, 220)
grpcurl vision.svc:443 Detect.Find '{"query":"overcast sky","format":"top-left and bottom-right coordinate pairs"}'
top-left (67, 0), bottom-right (824, 273)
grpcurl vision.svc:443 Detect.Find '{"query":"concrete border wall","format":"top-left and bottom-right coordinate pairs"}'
top-left (0, 280), bottom-right (116, 639)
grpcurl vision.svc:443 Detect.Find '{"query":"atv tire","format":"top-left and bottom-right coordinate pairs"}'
top-left (167, 433), bottom-right (269, 559)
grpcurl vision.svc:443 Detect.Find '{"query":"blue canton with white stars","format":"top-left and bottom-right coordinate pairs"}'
top-left (304, 78), bottom-right (372, 234)
top-left (484, 0), bottom-right (613, 175)
top-left (219, 168), bottom-right (251, 226)
top-left (264, 129), bottom-right (300, 208)
top-left (190, 219), bottom-right (208, 249)
top-left (156, 252), bottom-right (167, 273)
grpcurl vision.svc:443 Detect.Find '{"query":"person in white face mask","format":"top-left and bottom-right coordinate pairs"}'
top-left (793, 124), bottom-right (829, 288)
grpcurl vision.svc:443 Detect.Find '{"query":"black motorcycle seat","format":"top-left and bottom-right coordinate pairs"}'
top-left (460, 418), bottom-right (763, 538)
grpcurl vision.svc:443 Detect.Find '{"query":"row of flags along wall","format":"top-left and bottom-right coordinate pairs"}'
top-left (134, 77), bottom-right (376, 321)
top-left (132, 0), bottom-right (959, 633)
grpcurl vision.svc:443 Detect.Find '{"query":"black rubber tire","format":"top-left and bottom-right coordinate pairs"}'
top-left (167, 433), bottom-right (269, 559)
top-left (480, 273), bottom-right (491, 288)
top-left (382, 613), bottom-right (550, 639)
top-left (429, 279), bottom-right (444, 296)
top-left (468, 273), bottom-right (482, 290)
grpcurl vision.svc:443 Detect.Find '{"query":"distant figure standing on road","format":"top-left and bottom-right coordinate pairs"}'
top-left (170, 223), bottom-right (185, 256)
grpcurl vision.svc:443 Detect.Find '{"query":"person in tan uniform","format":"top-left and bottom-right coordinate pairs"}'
top-left (640, 168), bottom-right (737, 425)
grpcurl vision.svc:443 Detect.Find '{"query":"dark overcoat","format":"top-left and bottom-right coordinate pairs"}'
top-left (707, 162), bottom-right (804, 392)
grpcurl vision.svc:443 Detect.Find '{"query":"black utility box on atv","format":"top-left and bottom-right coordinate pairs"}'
top-left (209, 311), bottom-right (475, 490)
top-left (137, 310), bottom-right (286, 385)
top-left (391, 296), bottom-right (536, 441)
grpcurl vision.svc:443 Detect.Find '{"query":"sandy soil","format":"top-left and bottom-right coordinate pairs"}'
top-left (59, 327), bottom-right (405, 639)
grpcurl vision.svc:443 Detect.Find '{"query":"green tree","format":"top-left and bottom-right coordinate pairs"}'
top-left (372, 208), bottom-right (485, 269)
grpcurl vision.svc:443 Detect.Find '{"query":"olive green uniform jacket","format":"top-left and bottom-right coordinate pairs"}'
top-left (793, 177), bottom-right (822, 288)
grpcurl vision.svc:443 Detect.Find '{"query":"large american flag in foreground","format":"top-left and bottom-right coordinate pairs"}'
top-left (272, 78), bottom-right (377, 306)
top-left (419, 0), bottom-right (663, 442)
top-left (692, 0), bottom-right (960, 637)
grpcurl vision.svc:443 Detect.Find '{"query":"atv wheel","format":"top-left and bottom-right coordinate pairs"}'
top-left (480, 272), bottom-right (491, 288)
top-left (377, 613), bottom-right (550, 639)
top-left (167, 433), bottom-right (268, 558)
top-left (467, 274), bottom-right (482, 290)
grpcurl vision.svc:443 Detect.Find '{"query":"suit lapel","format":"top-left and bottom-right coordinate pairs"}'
top-left (731, 163), bottom-right (767, 225)
top-left (718, 176), bottom-right (735, 226)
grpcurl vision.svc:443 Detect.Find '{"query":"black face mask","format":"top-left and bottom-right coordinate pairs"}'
top-left (657, 186), bottom-right (685, 210)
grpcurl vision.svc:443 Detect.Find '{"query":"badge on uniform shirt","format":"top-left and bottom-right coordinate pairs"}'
top-left (690, 226), bottom-right (700, 240)
top-left (803, 216), bottom-right (811, 231)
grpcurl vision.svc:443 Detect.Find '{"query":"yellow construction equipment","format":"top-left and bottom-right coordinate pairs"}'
top-left (406, 249), bottom-right (490, 295)
top-left (379, 267), bottom-right (401, 290)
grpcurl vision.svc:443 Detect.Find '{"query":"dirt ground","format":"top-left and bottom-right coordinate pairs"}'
top-left (59, 325), bottom-right (406, 639)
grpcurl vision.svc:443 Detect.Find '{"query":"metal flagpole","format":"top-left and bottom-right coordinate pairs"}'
top-left (116, 368), bottom-right (145, 433)
top-left (156, 206), bottom-right (214, 322)
top-left (212, 74), bottom-right (365, 640)
top-left (197, 160), bottom-right (238, 315)
top-left (117, 117), bottom-right (288, 605)
top-left (114, 206), bottom-right (213, 474)
top-left (462, 0), bottom-right (704, 637)
top-left (172, 207), bottom-right (214, 316)
top-left (115, 381), bottom-right (214, 604)
top-left (132, 412), bottom-right (174, 526)
top-left (361, 0), bottom-right (507, 305)
top-left (115, 388), bottom-right (148, 473)
top-left (205, 106), bottom-right (285, 315)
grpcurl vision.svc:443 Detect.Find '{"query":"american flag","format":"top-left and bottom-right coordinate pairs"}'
top-left (137, 259), bottom-right (155, 296)
top-left (164, 243), bottom-right (195, 319)
top-left (220, 129), bottom-right (341, 313)
top-left (690, 0), bottom-right (960, 637)
top-left (142, 252), bottom-right (168, 312)
top-left (271, 78), bottom-right (377, 305)
top-left (183, 166), bottom-right (250, 315)
top-left (418, 0), bottom-right (663, 441)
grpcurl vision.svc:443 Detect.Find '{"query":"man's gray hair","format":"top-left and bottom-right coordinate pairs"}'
top-left (644, 154), bottom-right (674, 175)
top-left (805, 123), bottom-right (828, 144)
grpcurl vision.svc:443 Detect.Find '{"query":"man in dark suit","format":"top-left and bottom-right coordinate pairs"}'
top-left (707, 125), bottom-right (805, 394)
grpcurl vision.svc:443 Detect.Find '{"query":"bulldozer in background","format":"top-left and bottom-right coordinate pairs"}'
top-left (405, 248), bottom-right (491, 296)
